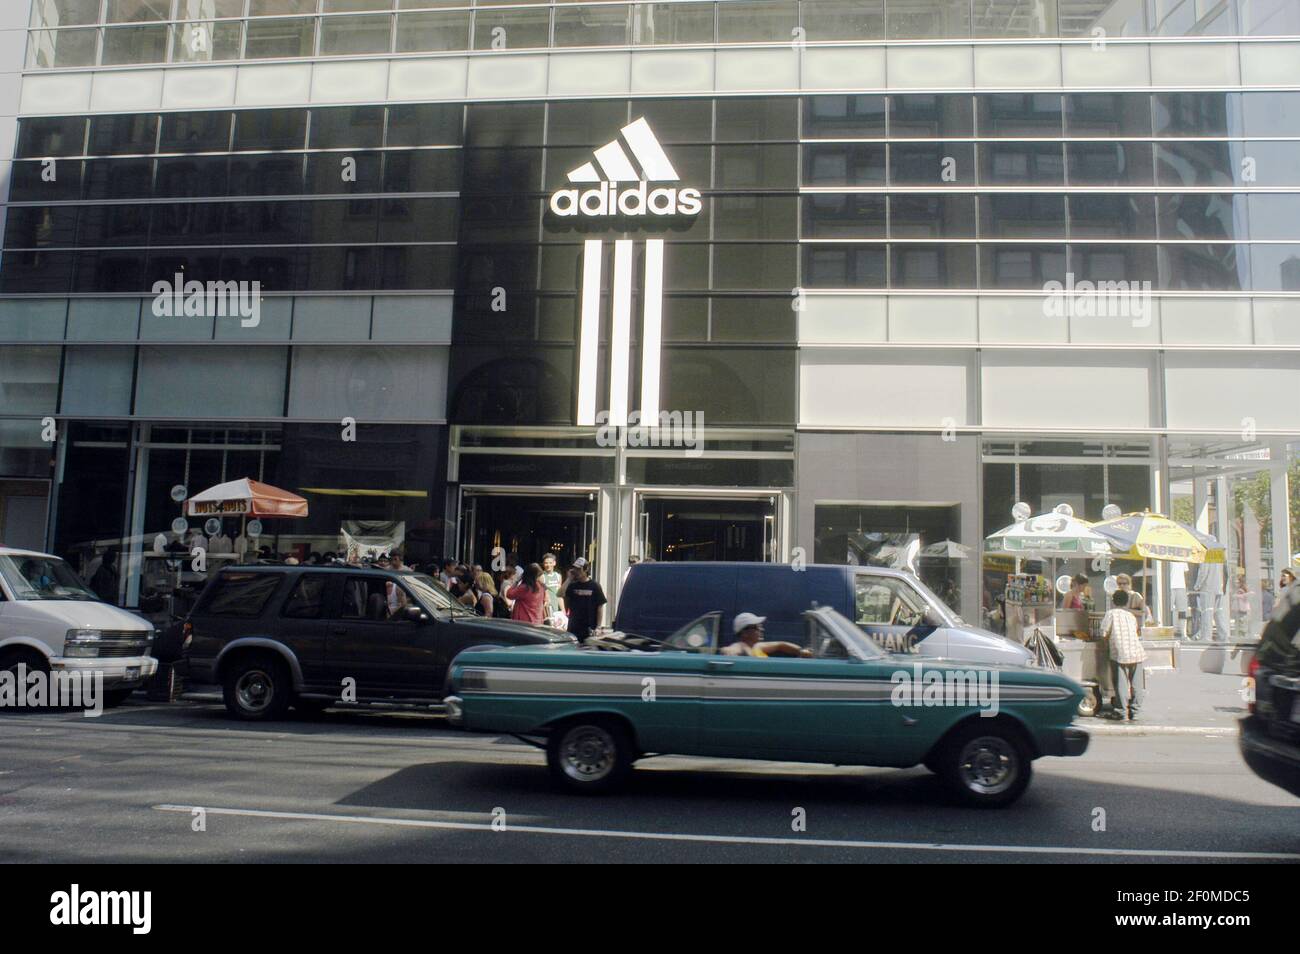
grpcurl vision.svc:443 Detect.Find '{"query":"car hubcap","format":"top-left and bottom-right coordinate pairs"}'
top-left (236, 670), bottom-right (273, 712)
top-left (560, 726), bottom-right (616, 783)
top-left (958, 736), bottom-right (1017, 795)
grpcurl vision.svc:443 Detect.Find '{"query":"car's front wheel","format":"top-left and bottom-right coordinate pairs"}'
top-left (936, 722), bottom-right (1032, 808)
top-left (545, 718), bottom-right (635, 794)
top-left (222, 653), bottom-right (291, 721)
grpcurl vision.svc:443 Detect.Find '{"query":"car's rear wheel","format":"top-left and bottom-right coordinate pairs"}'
top-left (936, 722), bottom-right (1032, 808)
top-left (546, 718), bottom-right (635, 794)
top-left (222, 653), bottom-right (291, 721)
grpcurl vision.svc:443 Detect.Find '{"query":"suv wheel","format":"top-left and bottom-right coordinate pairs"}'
top-left (222, 653), bottom-right (291, 721)
top-left (545, 718), bottom-right (635, 794)
top-left (936, 722), bottom-right (1032, 809)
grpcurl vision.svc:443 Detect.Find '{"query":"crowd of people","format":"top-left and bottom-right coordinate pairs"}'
top-left (434, 552), bottom-right (608, 641)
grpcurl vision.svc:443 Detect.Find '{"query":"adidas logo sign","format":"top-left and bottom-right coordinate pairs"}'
top-left (549, 117), bottom-right (702, 219)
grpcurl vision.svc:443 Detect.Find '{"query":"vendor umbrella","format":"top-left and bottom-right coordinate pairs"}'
top-left (185, 478), bottom-right (308, 518)
top-left (984, 509), bottom-right (1111, 562)
top-left (1089, 511), bottom-right (1224, 564)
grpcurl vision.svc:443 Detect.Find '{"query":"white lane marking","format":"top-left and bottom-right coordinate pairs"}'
top-left (152, 805), bottom-right (1300, 861)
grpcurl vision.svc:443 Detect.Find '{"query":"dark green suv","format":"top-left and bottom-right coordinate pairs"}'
top-left (182, 564), bottom-right (572, 721)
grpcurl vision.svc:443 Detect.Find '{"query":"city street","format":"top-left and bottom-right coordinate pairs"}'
top-left (1, 692), bottom-right (1295, 865)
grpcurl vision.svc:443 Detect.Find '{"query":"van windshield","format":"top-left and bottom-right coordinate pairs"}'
top-left (0, 555), bottom-right (100, 601)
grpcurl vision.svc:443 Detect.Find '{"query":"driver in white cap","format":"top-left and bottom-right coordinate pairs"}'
top-left (722, 613), bottom-right (811, 658)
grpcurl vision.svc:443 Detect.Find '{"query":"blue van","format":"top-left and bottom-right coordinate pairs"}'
top-left (614, 561), bottom-right (1033, 666)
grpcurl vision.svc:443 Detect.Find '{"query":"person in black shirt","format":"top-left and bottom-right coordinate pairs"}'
top-left (563, 557), bottom-right (607, 642)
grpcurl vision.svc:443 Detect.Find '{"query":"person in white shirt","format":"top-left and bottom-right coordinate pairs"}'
top-left (1101, 589), bottom-right (1147, 721)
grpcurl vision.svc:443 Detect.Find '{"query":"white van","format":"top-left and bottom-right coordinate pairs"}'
top-left (0, 546), bottom-right (157, 708)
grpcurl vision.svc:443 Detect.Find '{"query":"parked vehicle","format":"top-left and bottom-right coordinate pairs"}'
top-left (0, 546), bottom-right (156, 708)
top-left (446, 606), bottom-right (1088, 808)
top-left (614, 561), bottom-right (1033, 667)
top-left (1239, 657), bottom-right (1300, 797)
top-left (182, 564), bottom-right (574, 721)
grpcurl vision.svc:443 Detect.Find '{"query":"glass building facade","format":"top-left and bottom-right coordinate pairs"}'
top-left (2, 0), bottom-right (1298, 632)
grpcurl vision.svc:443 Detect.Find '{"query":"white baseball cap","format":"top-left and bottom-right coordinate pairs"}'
top-left (733, 612), bottom-right (766, 634)
top-left (573, 557), bottom-right (589, 569)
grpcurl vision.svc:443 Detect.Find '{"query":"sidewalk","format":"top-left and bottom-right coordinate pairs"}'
top-left (1077, 644), bottom-right (1251, 736)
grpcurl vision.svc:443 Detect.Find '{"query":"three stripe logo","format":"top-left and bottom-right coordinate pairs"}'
top-left (550, 120), bottom-right (702, 427)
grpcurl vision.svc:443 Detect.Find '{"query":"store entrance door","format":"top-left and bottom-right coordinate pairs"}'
top-left (634, 492), bottom-right (778, 563)
top-left (459, 488), bottom-right (597, 570)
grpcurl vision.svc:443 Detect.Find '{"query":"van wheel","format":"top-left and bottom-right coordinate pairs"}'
top-left (936, 722), bottom-right (1032, 808)
top-left (546, 718), bottom-right (635, 794)
top-left (101, 688), bottom-right (135, 709)
top-left (222, 653), bottom-right (291, 721)
top-left (0, 648), bottom-right (47, 678)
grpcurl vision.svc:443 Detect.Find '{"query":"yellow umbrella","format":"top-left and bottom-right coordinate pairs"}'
top-left (1090, 511), bottom-right (1225, 564)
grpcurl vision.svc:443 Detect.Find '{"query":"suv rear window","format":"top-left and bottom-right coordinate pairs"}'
top-left (198, 571), bottom-right (281, 617)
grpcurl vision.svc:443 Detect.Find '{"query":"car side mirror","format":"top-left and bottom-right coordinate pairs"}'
top-left (405, 605), bottom-right (431, 624)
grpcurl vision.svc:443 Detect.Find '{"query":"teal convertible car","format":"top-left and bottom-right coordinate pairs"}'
top-left (445, 607), bottom-right (1088, 807)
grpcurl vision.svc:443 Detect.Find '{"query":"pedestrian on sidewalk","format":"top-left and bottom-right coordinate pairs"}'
top-left (1102, 589), bottom-right (1148, 721)
top-left (507, 563), bottom-right (547, 625)
top-left (563, 557), bottom-right (607, 642)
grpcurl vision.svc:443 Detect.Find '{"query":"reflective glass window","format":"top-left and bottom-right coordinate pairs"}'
top-left (980, 244), bottom-right (1067, 289)
top-left (396, 11), bottom-right (471, 51)
top-left (802, 245), bottom-right (887, 288)
top-left (1153, 92), bottom-right (1241, 137)
top-left (977, 93), bottom-right (1062, 137)
top-left (631, 3), bottom-right (714, 45)
top-left (1065, 93), bottom-right (1152, 137)
top-left (554, 4), bottom-right (629, 46)
top-left (890, 194), bottom-right (976, 238)
top-left (320, 14), bottom-right (392, 54)
top-left (889, 94), bottom-right (974, 139)
top-left (1158, 244), bottom-right (1248, 291)
top-left (1157, 193), bottom-right (1248, 241)
top-left (888, 0), bottom-right (970, 38)
top-left (891, 142), bottom-right (974, 186)
top-left (472, 7), bottom-right (550, 50)
top-left (891, 244), bottom-right (976, 289)
top-left (802, 96), bottom-right (886, 139)
top-left (979, 194), bottom-right (1066, 238)
top-left (802, 194), bottom-right (886, 239)
top-left (1066, 142), bottom-right (1153, 186)
top-left (310, 106), bottom-right (384, 149)
top-left (979, 143), bottom-right (1064, 185)
top-left (717, 0), bottom-right (797, 41)
top-left (245, 16), bottom-right (316, 57)
top-left (1068, 194), bottom-right (1156, 239)
top-left (160, 112), bottom-right (232, 153)
top-left (804, 143), bottom-right (885, 186)
top-left (802, 0), bottom-right (884, 40)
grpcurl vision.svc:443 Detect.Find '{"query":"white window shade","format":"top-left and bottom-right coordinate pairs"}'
top-left (1165, 353), bottom-right (1300, 433)
top-left (982, 351), bottom-right (1155, 431)
top-left (800, 348), bottom-right (973, 428)
top-left (135, 345), bottom-right (287, 418)
top-left (288, 346), bottom-right (447, 422)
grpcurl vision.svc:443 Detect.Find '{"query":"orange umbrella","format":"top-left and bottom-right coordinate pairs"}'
top-left (185, 478), bottom-right (308, 518)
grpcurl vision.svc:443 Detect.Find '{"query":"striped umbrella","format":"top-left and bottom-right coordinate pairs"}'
top-left (1090, 512), bottom-right (1224, 564)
